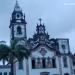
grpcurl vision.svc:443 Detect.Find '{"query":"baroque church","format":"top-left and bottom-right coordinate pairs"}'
top-left (0, 1), bottom-right (75, 75)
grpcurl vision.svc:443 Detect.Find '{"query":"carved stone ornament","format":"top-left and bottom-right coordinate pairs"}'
top-left (39, 48), bottom-right (47, 56)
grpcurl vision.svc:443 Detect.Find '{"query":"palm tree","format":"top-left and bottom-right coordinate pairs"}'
top-left (0, 40), bottom-right (30, 75)
top-left (0, 43), bottom-right (10, 61)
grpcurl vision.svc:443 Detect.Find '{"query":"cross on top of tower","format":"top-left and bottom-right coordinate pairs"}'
top-left (14, 0), bottom-right (21, 11)
top-left (15, 0), bottom-right (19, 8)
top-left (16, 0), bottom-right (18, 5)
top-left (39, 18), bottom-right (42, 25)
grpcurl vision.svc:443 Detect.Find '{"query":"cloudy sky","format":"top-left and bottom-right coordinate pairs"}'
top-left (0, 0), bottom-right (75, 53)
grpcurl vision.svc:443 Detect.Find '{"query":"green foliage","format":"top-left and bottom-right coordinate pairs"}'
top-left (0, 44), bottom-right (10, 60)
top-left (0, 40), bottom-right (30, 75)
top-left (14, 44), bottom-right (30, 59)
top-left (0, 40), bottom-right (30, 61)
top-left (10, 39), bottom-right (18, 50)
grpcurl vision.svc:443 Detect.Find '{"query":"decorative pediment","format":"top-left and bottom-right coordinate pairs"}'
top-left (31, 45), bottom-right (56, 58)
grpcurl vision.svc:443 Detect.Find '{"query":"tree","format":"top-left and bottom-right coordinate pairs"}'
top-left (0, 40), bottom-right (30, 75)
top-left (0, 43), bottom-right (10, 61)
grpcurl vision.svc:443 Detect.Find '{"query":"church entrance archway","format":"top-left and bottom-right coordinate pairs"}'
top-left (40, 72), bottom-right (49, 75)
top-left (64, 73), bottom-right (69, 75)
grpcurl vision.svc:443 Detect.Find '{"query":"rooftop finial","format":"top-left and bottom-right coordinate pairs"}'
top-left (16, 0), bottom-right (19, 7)
top-left (16, 0), bottom-right (18, 2)
top-left (16, 0), bottom-right (18, 3)
top-left (14, 0), bottom-right (21, 11)
top-left (39, 18), bottom-right (42, 25)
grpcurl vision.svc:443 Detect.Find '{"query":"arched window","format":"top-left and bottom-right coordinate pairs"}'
top-left (63, 56), bottom-right (68, 67)
top-left (32, 59), bottom-right (36, 69)
top-left (17, 26), bottom-right (22, 34)
top-left (37, 57), bottom-right (41, 68)
top-left (18, 59), bottom-right (23, 69)
top-left (46, 57), bottom-right (51, 68)
top-left (42, 58), bottom-right (46, 68)
top-left (52, 58), bottom-right (56, 68)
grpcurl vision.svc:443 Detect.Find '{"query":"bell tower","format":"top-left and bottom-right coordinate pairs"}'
top-left (9, 1), bottom-right (27, 42)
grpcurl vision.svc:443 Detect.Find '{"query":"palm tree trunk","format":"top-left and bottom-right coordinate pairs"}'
top-left (10, 53), bottom-right (14, 75)
top-left (26, 59), bottom-right (29, 75)
top-left (11, 59), bottom-right (14, 75)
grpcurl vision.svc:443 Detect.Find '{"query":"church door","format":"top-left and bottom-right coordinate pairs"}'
top-left (64, 73), bottom-right (69, 75)
top-left (40, 72), bottom-right (49, 75)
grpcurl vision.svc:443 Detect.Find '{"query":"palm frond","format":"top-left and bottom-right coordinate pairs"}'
top-left (0, 44), bottom-right (11, 60)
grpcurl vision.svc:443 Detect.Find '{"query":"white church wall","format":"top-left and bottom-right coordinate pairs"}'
top-left (57, 39), bottom-right (70, 54)
top-left (60, 56), bottom-right (72, 75)
top-left (28, 46), bottom-right (62, 75)
top-left (71, 58), bottom-right (75, 75)
top-left (28, 56), bottom-right (60, 75)
top-left (15, 58), bottom-right (27, 75)
top-left (0, 68), bottom-right (10, 75)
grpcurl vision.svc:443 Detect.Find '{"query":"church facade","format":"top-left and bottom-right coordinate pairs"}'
top-left (0, 1), bottom-right (75, 75)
